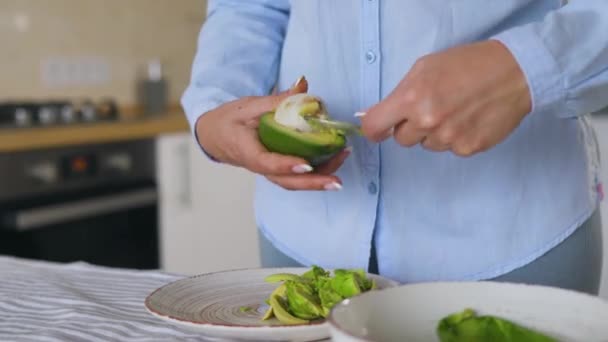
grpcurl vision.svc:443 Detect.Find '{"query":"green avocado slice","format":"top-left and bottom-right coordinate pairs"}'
top-left (284, 280), bottom-right (324, 320)
top-left (437, 309), bottom-right (557, 342)
top-left (269, 294), bottom-right (309, 325)
top-left (264, 273), bottom-right (302, 283)
top-left (261, 306), bottom-right (274, 320)
top-left (262, 283), bottom-right (288, 321)
top-left (258, 112), bottom-right (346, 165)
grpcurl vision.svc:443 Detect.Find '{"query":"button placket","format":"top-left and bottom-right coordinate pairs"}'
top-left (360, 0), bottom-right (381, 182)
top-left (365, 50), bottom-right (377, 64)
top-left (356, 0), bottom-right (382, 272)
top-left (368, 182), bottom-right (378, 195)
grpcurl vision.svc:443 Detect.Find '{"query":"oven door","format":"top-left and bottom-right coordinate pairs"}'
top-left (0, 181), bottom-right (159, 269)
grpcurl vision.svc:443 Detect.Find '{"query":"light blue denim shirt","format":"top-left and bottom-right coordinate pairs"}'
top-left (181, 0), bottom-right (608, 283)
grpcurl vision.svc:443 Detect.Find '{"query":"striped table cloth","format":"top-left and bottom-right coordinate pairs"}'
top-left (0, 256), bottom-right (213, 342)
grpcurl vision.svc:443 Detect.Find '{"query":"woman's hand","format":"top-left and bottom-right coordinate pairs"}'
top-left (196, 77), bottom-right (349, 191)
top-left (359, 40), bottom-right (532, 157)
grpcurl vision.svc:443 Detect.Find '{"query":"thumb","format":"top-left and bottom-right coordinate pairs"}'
top-left (268, 75), bottom-right (310, 109)
top-left (244, 76), bottom-right (309, 121)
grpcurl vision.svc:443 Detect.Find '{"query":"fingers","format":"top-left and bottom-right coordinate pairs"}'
top-left (243, 133), bottom-right (351, 191)
top-left (258, 148), bottom-right (350, 191)
top-left (222, 127), bottom-right (308, 175)
top-left (420, 135), bottom-right (451, 152)
top-left (420, 107), bottom-right (473, 152)
top-left (222, 74), bottom-right (355, 187)
top-left (243, 142), bottom-right (352, 179)
top-left (315, 147), bottom-right (352, 175)
top-left (265, 146), bottom-right (351, 191)
top-left (253, 145), bottom-right (351, 191)
top-left (419, 121), bottom-right (458, 152)
top-left (244, 149), bottom-right (314, 176)
top-left (266, 174), bottom-right (343, 191)
top-left (357, 79), bottom-right (459, 152)
top-left (393, 121), bottom-right (429, 147)
top-left (359, 97), bottom-right (405, 142)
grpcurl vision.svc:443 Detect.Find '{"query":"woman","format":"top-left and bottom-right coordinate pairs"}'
top-left (182, 0), bottom-right (607, 295)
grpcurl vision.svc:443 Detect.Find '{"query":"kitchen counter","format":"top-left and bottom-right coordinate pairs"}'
top-left (0, 111), bottom-right (189, 152)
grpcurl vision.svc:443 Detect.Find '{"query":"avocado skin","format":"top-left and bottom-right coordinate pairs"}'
top-left (258, 112), bottom-right (346, 165)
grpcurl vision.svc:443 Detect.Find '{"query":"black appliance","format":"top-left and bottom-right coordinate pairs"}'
top-left (0, 139), bottom-right (159, 269)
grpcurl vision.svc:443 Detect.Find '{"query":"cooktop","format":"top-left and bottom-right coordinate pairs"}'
top-left (0, 98), bottom-right (119, 129)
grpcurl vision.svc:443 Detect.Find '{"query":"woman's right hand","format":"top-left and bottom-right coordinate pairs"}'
top-left (195, 77), bottom-right (350, 191)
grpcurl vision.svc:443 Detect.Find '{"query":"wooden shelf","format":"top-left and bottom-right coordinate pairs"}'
top-left (0, 113), bottom-right (190, 152)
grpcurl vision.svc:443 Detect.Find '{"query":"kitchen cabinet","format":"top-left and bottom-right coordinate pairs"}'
top-left (156, 132), bottom-right (260, 276)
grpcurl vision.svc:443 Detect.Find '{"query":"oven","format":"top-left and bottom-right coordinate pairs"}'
top-left (0, 139), bottom-right (159, 269)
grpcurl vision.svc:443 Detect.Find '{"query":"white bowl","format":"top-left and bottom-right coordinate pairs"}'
top-left (328, 281), bottom-right (608, 342)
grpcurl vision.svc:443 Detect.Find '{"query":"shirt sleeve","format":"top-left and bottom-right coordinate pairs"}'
top-left (180, 0), bottom-right (291, 159)
top-left (492, 0), bottom-right (608, 118)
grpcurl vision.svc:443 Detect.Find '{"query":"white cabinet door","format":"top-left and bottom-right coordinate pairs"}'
top-left (188, 140), bottom-right (261, 274)
top-left (156, 132), bottom-right (260, 276)
top-left (591, 115), bottom-right (608, 299)
top-left (156, 133), bottom-right (198, 274)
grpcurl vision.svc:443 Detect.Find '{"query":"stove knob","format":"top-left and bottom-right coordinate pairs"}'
top-left (60, 104), bottom-right (77, 123)
top-left (28, 162), bottom-right (58, 184)
top-left (38, 107), bottom-right (58, 125)
top-left (80, 101), bottom-right (97, 122)
top-left (14, 108), bottom-right (32, 127)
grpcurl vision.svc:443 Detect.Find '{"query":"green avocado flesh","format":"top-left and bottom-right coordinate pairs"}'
top-left (258, 112), bottom-right (346, 165)
top-left (261, 266), bottom-right (377, 325)
top-left (437, 309), bottom-right (557, 342)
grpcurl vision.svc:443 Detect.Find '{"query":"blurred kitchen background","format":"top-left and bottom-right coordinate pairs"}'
top-left (0, 0), bottom-right (259, 278)
top-left (0, 0), bottom-right (607, 300)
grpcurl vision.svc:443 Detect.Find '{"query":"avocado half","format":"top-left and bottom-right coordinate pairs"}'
top-left (258, 111), bottom-right (346, 165)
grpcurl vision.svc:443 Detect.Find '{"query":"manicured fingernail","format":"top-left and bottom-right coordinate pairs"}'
top-left (292, 76), bottom-right (305, 88)
top-left (292, 164), bottom-right (313, 174)
top-left (354, 111), bottom-right (367, 117)
top-left (324, 182), bottom-right (343, 191)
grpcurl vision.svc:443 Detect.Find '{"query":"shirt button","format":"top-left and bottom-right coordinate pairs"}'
top-left (368, 182), bottom-right (378, 195)
top-left (365, 50), bottom-right (376, 64)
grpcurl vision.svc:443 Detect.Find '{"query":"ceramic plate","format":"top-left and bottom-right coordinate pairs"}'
top-left (328, 281), bottom-right (608, 342)
top-left (145, 267), bottom-right (399, 341)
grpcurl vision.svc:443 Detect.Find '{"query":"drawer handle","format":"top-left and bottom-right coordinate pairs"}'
top-left (5, 187), bottom-right (157, 231)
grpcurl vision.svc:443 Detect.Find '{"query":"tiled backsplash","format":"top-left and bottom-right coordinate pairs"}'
top-left (0, 0), bottom-right (207, 106)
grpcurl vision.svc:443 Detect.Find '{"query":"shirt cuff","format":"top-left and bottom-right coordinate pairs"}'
top-left (181, 88), bottom-right (239, 163)
top-left (191, 110), bottom-right (221, 163)
top-left (491, 25), bottom-right (568, 117)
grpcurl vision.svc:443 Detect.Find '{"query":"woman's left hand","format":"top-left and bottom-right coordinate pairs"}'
top-left (359, 40), bottom-right (532, 157)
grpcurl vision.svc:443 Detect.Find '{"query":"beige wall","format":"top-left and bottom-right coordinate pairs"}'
top-left (0, 0), bottom-right (207, 105)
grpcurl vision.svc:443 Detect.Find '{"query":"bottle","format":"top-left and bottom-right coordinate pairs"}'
top-left (137, 59), bottom-right (168, 116)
